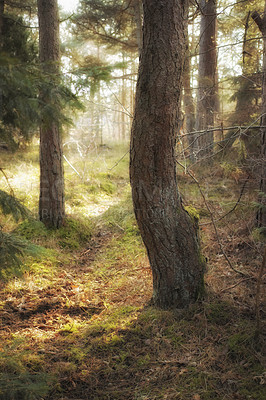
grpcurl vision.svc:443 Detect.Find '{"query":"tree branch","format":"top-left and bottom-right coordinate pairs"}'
top-left (251, 11), bottom-right (265, 33)
top-left (176, 160), bottom-right (249, 277)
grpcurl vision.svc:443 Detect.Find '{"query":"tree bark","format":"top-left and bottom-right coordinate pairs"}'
top-left (130, 0), bottom-right (205, 309)
top-left (37, 0), bottom-right (65, 228)
top-left (252, 7), bottom-right (266, 234)
top-left (195, 0), bottom-right (219, 160)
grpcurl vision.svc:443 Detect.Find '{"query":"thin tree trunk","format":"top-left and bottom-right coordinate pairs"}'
top-left (0, 0), bottom-right (4, 45)
top-left (195, 0), bottom-right (218, 160)
top-left (130, 0), bottom-right (205, 309)
top-left (183, 16), bottom-right (196, 161)
top-left (132, 0), bottom-right (143, 56)
top-left (121, 53), bottom-right (126, 140)
top-left (38, 0), bottom-right (65, 228)
top-left (252, 7), bottom-right (266, 234)
top-left (0, 0), bottom-right (4, 122)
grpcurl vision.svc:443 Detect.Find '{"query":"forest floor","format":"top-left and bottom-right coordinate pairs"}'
top-left (0, 143), bottom-right (265, 400)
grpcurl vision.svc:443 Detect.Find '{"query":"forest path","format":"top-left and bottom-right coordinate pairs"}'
top-left (0, 229), bottom-right (116, 340)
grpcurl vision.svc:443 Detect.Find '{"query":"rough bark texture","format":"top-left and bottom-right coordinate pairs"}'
top-left (38, 0), bottom-right (65, 228)
top-left (195, 0), bottom-right (218, 160)
top-left (252, 7), bottom-right (266, 234)
top-left (130, 0), bottom-right (205, 309)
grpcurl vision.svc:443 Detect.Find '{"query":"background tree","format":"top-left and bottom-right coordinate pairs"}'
top-left (195, 0), bottom-right (219, 160)
top-left (217, 0), bottom-right (264, 158)
top-left (37, 0), bottom-right (65, 228)
top-left (74, 0), bottom-right (141, 54)
top-left (252, 5), bottom-right (266, 234)
top-left (130, 0), bottom-right (205, 309)
top-left (0, 0), bottom-right (4, 45)
top-left (183, 7), bottom-right (196, 161)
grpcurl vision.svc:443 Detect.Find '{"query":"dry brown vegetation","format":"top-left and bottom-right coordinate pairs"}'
top-left (0, 146), bottom-right (265, 400)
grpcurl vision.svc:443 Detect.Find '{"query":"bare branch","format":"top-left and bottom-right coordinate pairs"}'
top-left (252, 11), bottom-right (265, 33)
top-left (176, 160), bottom-right (249, 277)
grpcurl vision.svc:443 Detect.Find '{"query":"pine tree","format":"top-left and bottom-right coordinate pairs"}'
top-left (130, 0), bottom-right (205, 309)
top-left (74, 0), bottom-right (142, 54)
top-left (37, 0), bottom-right (65, 228)
top-left (195, 0), bottom-right (219, 160)
top-left (252, 5), bottom-right (266, 234)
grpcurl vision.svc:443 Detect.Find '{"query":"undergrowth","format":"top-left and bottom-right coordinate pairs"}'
top-left (0, 144), bottom-right (265, 400)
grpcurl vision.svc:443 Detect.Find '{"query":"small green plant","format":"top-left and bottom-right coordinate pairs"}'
top-left (205, 301), bottom-right (234, 325)
top-left (228, 332), bottom-right (254, 361)
top-left (0, 372), bottom-right (52, 400)
top-left (55, 217), bottom-right (93, 249)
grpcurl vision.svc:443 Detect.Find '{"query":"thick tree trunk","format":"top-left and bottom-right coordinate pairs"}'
top-left (252, 8), bottom-right (266, 234)
top-left (130, 0), bottom-right (205, 309)
top-left (195, 0), bottom-right (218, 160)
top-left (37, 0), bottom-right (65, 228)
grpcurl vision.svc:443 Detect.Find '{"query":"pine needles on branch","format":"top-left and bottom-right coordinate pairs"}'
top-left (0, 188), bottom-right (30, 274)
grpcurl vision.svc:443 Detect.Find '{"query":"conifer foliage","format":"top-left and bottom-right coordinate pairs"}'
top-left (0, 189), bottom-right (29, 273)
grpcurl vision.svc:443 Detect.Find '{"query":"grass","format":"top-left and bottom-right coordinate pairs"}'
top-left (0, 142), bottom-right (265, 399)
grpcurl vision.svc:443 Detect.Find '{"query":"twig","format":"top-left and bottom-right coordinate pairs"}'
top-left (106, 83), bottom-right (134, 118)
top-left (181, 125), bottom-right (265, 138)
top-left (0, 167), bottom-right (15, 196)
top-left (200, 176), bottom-right (249, 226)
top-left (220, 277), bottom-right (254, 293)
top-left (176, 160), bottom-right (248, 277)
top-left (108, 150), bottom-right (129, 171)
top-left (63, 155), bottom-right (81, 177)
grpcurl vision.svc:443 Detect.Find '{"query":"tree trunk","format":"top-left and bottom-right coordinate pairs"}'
top-left (195, 0), bottom-right (218, 160)
top-left (130, 0), bottom-right (205, 309)
top-left (132, 0), bottom-right (143, 56)
top-left (0, 0), bottom-right (4, 45)
top-left (183, 16), bottom-right (196, 161)
top-left (37, 0), bottom-right (65, 228)
top-left (252, 7), bottom-right (266, 234)
top-left (0, 0), bottom-right (4, 122)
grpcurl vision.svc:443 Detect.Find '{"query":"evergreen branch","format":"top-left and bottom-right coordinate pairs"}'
top-left (0, 167), bottom-right (15, 196)
top-left (0, 190), bottom-right (29, 221)
top-left (3, 15), bottom-right (38, 29)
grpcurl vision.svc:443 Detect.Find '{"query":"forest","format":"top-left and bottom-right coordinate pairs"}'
top-left (0, 0), bottom-right (265, 399)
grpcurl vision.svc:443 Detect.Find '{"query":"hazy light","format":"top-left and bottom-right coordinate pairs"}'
top-left (58, 0), bottom-right (79, 13)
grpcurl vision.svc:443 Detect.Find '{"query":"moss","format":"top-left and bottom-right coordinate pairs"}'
top-left (55, 217), bottom-right (93, 249)
top-left (205, 301), bottom-right (234, 325)
top-left (136, 354), bottom-right (151, 367)
top-left (252, 228), bottom-right (266, 242)
top-left (16, 219), bottom-right (49, 241)
top-left (228, 332), bottom-right (255, 360)
top-left (164, 325), bottom-right (184, 348)
top-left (184, 205), bottom-right (200, 225)
top-left (100, 180), bottom-right (116, 194)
